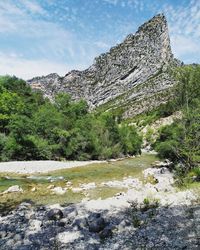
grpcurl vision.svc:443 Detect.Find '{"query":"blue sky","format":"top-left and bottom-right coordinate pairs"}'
top-left (0, 0), bottom-right (199, 79)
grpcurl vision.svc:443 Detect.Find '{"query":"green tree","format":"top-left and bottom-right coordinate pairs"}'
top-left (119, 124), bottom-right (142, 155)
top-left (33, 103), bottom-right (64, 139)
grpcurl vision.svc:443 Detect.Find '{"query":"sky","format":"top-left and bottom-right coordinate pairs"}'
top-left (0, 0), bottom-right (199, 79)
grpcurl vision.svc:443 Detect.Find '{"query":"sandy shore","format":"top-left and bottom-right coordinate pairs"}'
top-left (0, 160), bottom-right (105, 174)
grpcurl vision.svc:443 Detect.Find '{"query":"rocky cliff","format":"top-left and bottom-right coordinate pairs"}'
top-left (28, 14), bottom-right (179, 118)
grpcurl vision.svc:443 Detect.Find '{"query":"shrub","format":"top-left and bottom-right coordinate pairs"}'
top-left (118, 124), bottom-right (142, 155)
top-left (145, 127), bottom-right (154, 144)
top-left (155, 140), bottom-right (178, 161)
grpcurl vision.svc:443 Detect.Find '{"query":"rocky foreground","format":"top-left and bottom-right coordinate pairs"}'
top-left (0, 166), bottom-right (199, 250)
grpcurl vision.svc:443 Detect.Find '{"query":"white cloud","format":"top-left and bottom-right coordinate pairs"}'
top-left (0, 0), bottom-right (78, 62)
top-left (94, 41), bottom-right (110, 49)
top-left (0, 52), bottom-right (67, 80)
top-left (0, 0), bottom-right (114, 78)
top-left (0, 1), bottom-right (47, 33)
top-left (162, 0), bottom-right (200, 62)
top-left (102, 0), bottom-right (144, 10)
top-left (0, 1), bottom-right (24, 16)
top-left (171, 34), bottom-right (199, 57)
top-left (0, 15), bottom-right (17, 32)
top-left (20, 0), bottom-right (45, 14)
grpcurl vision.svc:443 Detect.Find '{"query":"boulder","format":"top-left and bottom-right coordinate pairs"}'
top-left (87, 213), bottom-right (106, 233)
top-left (72, 217), bottom-right (88, 230)
top-left (99, 227), bottom-right (113, 239)
top-left (47, 209), bottom-right (63, 221)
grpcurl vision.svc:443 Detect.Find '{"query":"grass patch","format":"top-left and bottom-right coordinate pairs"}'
top-left (88, 187), bottom-right (127, 200)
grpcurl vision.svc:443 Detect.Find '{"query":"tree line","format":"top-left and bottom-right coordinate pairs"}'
top-left (0, 76), bottom-right (142, 161)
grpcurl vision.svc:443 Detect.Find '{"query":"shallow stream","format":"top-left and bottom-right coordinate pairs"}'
top-left (0, 154), bottom-right (158, 210)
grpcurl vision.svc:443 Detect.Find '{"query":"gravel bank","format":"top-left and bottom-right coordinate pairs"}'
top-left (0, 160), bottom-right (105, 174)
top-left (0, 167), bottom-right (199, 250)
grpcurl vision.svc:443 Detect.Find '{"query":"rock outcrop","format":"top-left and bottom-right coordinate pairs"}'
top-left (28, 14), bottom-right (180, 118)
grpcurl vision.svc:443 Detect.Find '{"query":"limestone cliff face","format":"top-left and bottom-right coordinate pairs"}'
top-left (28, 14), bottom-right (179, 117)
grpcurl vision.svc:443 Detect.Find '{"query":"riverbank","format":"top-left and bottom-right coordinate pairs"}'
top-left (0, 160), bottom-right (107, 174)
top-left (0, 165), bottom-right (199, 249)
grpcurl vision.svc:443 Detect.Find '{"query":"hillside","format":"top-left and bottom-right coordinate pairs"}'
top-left (28, 14), bottom-right (180, 118)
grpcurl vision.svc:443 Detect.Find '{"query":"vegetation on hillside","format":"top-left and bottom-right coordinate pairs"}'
top-left (154, 65), bottom-right (200, 173)
top-left (0, 76), bottom-right (142, 161)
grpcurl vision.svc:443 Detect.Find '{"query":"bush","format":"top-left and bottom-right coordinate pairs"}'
top-left (24, 135), bottom-right (52, 160)
top-left (2, 136), bottom-right (22, 161)
top-left (155, 140), bottom-right (178, 161)
top-left (145, 127), bottom-right (154, 144)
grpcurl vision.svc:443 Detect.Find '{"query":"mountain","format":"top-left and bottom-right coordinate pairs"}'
top-left (28, 14), bottom-right (180, 118)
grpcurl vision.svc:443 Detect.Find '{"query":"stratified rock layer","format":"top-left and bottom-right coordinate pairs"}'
top-left (28, 14), bottom-right (179, 118)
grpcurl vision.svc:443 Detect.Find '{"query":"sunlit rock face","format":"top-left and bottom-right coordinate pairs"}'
top-left (27, 14), bottom-right (180, 118)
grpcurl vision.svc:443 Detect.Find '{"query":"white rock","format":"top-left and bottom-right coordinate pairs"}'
top-left (100, 177), bottom-right (142, 189)
top-left (66, 181), bottom-right (72, 187)
top-left (47, 184), bottom-right (55, 189)
top-left (71, 187), bottom-right (83, 193)
top-left (31, 187), bottom-right (36, 192)
top-left (80, 182), bottom-right (96, 190)
top-left (101, 180), bottom-right (124, 188)
top-left (3, 185), bottom-right (23, 194)
top-left (123, 177), bottom-right (143, 189)
top-left (51, 187), bottom-right (67, 195)
top-left (48, 203), bottom-right (63, 210)
top-left (27, 220), bottom-right (42, 235)
top-left (57, 231), bottom-right (81, 244)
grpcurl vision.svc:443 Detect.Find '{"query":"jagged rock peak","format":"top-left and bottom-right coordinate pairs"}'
top-left (28, 14), bottom-right (177, 117)
top-left (125, 14), bottom-right (167, 39)
top-left (137, 13), bottom-right (167, 32)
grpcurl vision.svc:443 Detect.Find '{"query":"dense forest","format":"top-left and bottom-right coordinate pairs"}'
top-left (0, 76), bottom-right (142, 161)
